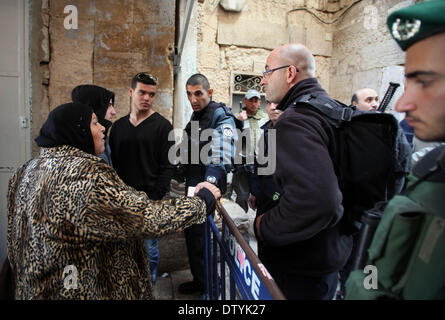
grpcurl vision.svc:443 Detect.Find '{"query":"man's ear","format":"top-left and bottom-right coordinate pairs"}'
top-left (208, 88), bottom-right (214, 96)
top-left (129, 88), bottom-right (134, 97)
top-left (287, 65), bottom-right (299, 84)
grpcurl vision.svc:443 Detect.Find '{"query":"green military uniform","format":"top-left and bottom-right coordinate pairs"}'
top-left (345, 0), bottom-right (445, 300)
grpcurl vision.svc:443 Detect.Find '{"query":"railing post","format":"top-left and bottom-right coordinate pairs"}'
top-left (204, 219), bottom-right (210, 300)
top-left (203, 202), bottom-right (286, 300)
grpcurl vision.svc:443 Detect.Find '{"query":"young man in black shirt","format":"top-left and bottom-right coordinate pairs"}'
top-left (109, 72), bottom-right (174, 285)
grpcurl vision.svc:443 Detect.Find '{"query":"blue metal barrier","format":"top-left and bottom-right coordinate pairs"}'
top-left (204, 202), bottom-right (286, 300)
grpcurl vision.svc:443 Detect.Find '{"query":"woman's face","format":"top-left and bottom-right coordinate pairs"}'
top-left (90, 113), bottom-right (105, 156)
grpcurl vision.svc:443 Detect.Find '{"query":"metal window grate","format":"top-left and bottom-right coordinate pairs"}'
top-left (232, 73), bottom-right (265, 95)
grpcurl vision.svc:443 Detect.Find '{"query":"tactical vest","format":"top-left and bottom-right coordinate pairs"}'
top-left (346, 145), bottom-right (445, 299)
top-left (183, 101), bottom-right (240, 191)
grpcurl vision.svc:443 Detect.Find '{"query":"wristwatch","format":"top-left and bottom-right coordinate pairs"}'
top-left (206, 175), bottom-right (217, 185)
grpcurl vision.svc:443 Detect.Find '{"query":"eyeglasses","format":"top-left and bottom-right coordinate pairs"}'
top-left (135, 72), bottom-right (158, 85)
top-left (262, 65), bottom-right (290, 78)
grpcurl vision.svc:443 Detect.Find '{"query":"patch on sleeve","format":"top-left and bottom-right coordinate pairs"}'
top-left (222, 124), bottom-right (234, 138)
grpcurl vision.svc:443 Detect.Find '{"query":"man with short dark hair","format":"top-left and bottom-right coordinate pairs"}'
top-left (109, 72), bottom-right (174, 286)
top-left (179, 73), bottom-right (239, 295)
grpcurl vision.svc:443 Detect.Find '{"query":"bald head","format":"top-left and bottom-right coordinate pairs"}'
top-left (261, 43), bottom-right (317, 104)
top-left (352, 88), bottom-right (379, 111)
top-left (274, 44), bottom-right (316, 79)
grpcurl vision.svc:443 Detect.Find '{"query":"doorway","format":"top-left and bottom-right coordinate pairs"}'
top-left (0, 0), bottom-right (31, 263)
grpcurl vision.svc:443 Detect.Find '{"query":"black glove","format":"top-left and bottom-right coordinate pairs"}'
top-left (196, 188), bottom-right (216, 216)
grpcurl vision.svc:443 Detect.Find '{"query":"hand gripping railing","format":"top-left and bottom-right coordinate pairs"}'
top-left (203, 201), bottom-right (286, 300)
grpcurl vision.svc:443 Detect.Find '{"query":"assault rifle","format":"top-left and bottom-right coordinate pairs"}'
top-left (377, 82), bottom-right (400, 113)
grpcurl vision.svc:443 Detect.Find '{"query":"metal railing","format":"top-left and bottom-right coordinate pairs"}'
top-left (203, 202), bottom-right (286, 300)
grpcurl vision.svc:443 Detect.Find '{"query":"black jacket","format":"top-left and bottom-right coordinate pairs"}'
top-left (250, 121), bottom-right (283, 215)
top-left (257, 78), bottom-right (352, 277)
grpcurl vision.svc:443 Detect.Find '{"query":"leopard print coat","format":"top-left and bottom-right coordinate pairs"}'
top-left (7, 145), bottom-right (207, 300)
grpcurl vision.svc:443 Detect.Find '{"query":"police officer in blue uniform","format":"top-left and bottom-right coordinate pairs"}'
top-left (179, 73), bottom-right (239, 295)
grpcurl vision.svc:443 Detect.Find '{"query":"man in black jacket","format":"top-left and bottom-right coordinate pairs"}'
top-left (256, 43), bottom-right (352, 299)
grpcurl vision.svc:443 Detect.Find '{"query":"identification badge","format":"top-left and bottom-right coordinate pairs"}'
top-left (187, 186), bottom-right (196, 197)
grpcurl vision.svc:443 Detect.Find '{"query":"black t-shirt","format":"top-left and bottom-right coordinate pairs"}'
top-left (109, 112), bottom-right (174, 200)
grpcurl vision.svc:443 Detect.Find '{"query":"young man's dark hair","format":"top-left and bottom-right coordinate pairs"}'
top-left (131, 72), bottom-right (158, 89)
top-left (186, 73), bottom-right (210, 91)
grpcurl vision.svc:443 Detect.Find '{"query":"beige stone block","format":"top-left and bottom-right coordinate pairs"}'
top-left (108, 87), bottom-right (132, 121)
top-left (224, 46), bottom-right (269, 73)
top-left (352, 68), bottom-right (382, 96)
top-left (50, 16), bottom-right (94, 52)
top-left (153, 91), bottom-right (173, 123)
top-left (48, 85), bottom-right (76, 110)
top-left (93, 19), bottom-right (174, 90)
top-left (49, 15), bottom-right (94, 88)
top-left (305, 22), bottom-right (333, 57)
top-left (288, 10), bottom-right (333, 57)
top-left (330, 74), bottom-right (353, 104)
top-left (41, 26), bottom-right (50, 62)
top-left (133, 0), bottom-right (175, 26)
top-left (241, 0), bottom-right (297, 21)
top-left (50, 0), bottom-right (97, 19)
top-left (199, 41), bottom-right (221, 69)
top-left (94, 0), bottom-right (134, 23)
top-left (199, 67), bottom-right (231, 106)
top-left (42, 12), bottom-right (49, 27)
top-left (288, 25), bottom-right (305, 45)
top-left (217, 18), bottom-right (288, 50)
top-left (93, 56), bottom-right (169, 92)
top-left (314, 56), bottom-right (331, 92)
top-left (94, 52), bottom-right (145, 72)
top-left (253, 59), bottom-right (268, 74)
top-left (129, 24), bottom-right (175, 54)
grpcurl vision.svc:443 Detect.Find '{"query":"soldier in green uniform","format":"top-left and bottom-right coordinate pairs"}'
top-left (346, 0), bottom-right (445, 300)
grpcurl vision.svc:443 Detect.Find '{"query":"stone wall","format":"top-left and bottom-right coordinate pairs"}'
top-left (330, 0), bottom-right (414, 116)
top-left (195, 0), bottom-right (363, 108)
top-left (32, 0), bottom-right (176, 156)
top-left (30, 0), bottom-right (49, 156)
top-left (32, 0), bottom-right (413, 146)
top-left (194, 0), bottom-right (410, 115)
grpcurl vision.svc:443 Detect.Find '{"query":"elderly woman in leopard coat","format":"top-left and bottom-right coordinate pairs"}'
top-left (7, 102), bottom-right (220, 300)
